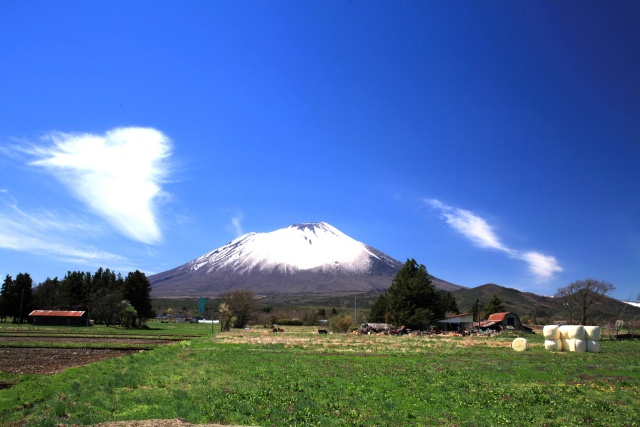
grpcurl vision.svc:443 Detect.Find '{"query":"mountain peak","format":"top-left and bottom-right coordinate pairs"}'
top-left (149, 222), bottom-right (464, 297)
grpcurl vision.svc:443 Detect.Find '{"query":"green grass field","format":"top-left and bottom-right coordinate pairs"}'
top-left (1, 323), bottom-right (639, 426)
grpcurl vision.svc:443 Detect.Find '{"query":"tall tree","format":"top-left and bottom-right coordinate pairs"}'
top-left (484, 293), bottom-right (505, 317)
top-left (122, 270), bottom-right (154, 326)
top-left (91, 287), bottom-right (124, 326)
top-left (0, 274), bottom-right (33, 323)
top-left (89, 268), bottom-right (124, 325)
top-left (556, 279), bottom-right (615, 325)
top-left (1, 275), bottom-right (16, 323)
top-left (33, 277), bottom-right (61, 309)
top-left (440, 292), bottom-right (459, 315)
top-left (374, 259), bottom-right (444, 330)
top-left (14, 273), bottom-right (33, 323)
top-left (368, 293), bottom-right (389, 323)
top-left (60, 271), bottom-right (91, 310)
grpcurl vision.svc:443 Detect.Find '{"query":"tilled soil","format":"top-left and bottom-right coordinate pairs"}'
top-left (0, 336), bottom-right (176, 345)
top-left (0, 347), bottom-right (141, 374)
top-left (69, 419), bottom-right (251, 427)
top-left (0, 336), bottom-right (177, 374)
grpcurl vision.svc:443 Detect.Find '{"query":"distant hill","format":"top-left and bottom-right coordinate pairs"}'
top-left (453, 283), bottom-right (640, 325)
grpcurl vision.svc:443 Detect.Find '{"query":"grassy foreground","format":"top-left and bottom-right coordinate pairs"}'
top-left (1, 325), bottom-right (639, 426)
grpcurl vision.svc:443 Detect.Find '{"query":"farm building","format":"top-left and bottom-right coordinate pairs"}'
top-left (359, 323), bottom-right (393, 334)
top-left (477, 312), bottom-right (532, 333)
top-left (29, 310), bottom-right (88, 326)
top-left (436, 313), bottom-right (474, 332)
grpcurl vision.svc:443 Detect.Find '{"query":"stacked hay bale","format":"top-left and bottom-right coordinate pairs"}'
top-left (543, 325), bottom-right (562, 351)
top-left (584, 326), bottom-right (601, 353)
top-left (542, 325), bottom-right (600, 353)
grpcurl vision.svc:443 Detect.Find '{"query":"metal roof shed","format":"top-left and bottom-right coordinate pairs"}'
top-left (29, 310), bottom-right (88, 326)
top-left (436, 313), bottom-right (474, 332)
top-left (477, 312), bottom-right (529, 332)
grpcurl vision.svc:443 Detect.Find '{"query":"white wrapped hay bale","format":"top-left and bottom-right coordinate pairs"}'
top-left (559, 325), bottom-right (585, 340)
top-left (544, 339), bottom-right (562, 351)
top-left (573, 339), bottom-right (586, 352)
top-left (512, 337), bottom-right (528, 351)
top-left (586, 340), bottom-right (601, 353)
top-left (561, 339), bottom-right (586, 352)
top-left (561, 338), bottom-right (575, 352)
top-left (543, 325), bottom-right (561, 340)
top-left (584, 326), bottom-right (601, 341)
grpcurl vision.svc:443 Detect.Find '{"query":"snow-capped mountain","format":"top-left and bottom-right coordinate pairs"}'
top-left (150, 222), bottom-right (462, 297)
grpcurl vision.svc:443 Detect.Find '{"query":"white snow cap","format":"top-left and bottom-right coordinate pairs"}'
top-left (190, 222), bottom-right (381, 274)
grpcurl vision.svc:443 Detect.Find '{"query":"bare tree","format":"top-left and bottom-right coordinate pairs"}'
top-left (556, 279), bottom-right (615, 326)
top-left (218, 302), bottom-right (234, 332)
top-left (218, 290), bottom-right (258, 329)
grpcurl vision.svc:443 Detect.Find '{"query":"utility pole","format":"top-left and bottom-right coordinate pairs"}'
top-left (475, 299), bottom-right (484, 334)
top-left (211, 298), bottom-right (219, 335)
top-left (354, 297), bottom-right (357, 325)
top-left (18, 287), bottom-right (25, 325)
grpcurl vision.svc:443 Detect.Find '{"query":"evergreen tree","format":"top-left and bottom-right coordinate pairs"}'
top-left (60, 271), bottom-right (91, 310)
top-left (14, 273), bottom-right (33, 324)
top-left (122, 270), bottom-right (154, 326)
top-left (89, 268), bottom-right (123, 325)
top-left (383, 259), bottom-right (444, 330)
top-left (0, 275), bottom-right (15, 323)
top-left (0, 274), bottom-right (33, 323)
top-left (368, 293), bottom-right (389, 323)
top-left (33, 277), bottom-right (61, 309)
top-left (440, 292), bottom-right (459, 315)
top-left (484, 293), bottom-right (506, 317)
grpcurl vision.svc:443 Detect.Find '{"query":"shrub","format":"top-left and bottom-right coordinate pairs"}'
top-left (329, 313), bottom-right (354, 333)
top-left (273, 319), bottom-right (303, 326)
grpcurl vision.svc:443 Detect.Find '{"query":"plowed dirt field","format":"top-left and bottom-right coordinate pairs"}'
top-left (0, 336), bottom-right (175, 374)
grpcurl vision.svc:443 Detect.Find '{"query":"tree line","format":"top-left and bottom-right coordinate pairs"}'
top-left (0, 268), bottom-right (154, 327)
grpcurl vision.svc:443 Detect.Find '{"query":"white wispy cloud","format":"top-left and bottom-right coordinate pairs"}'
top-left (519, 251), bottom-right (563, 280)
top-left (0, 192), bottom-right (128, 267)
top-left (230, 213), bottom-right (244, 237)
top-left (426, 198), bottom-right (562, 281)
top-left (426, 199), bottom-right (509, 252)
top-left (29, 127), bottom-right (172, 244)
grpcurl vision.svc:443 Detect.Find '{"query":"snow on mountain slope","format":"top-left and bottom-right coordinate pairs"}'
top-left (150, 222), bottom-right (463, 297)
top-left (190, 222), bottom-right (382, 274)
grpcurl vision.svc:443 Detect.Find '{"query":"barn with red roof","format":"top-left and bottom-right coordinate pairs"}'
top-left (476, 312), bottom-right (531, 333)
top-left (29, 310), bottom-right (88, 326)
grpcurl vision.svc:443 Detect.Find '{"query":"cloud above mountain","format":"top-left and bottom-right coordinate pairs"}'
top-left (426, 199), bottom-right (562, 281)
top-left (28, 127), bottom-right (172, 244)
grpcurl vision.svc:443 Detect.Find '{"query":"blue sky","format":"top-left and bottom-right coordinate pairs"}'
top-left (1, 1), bottom-right (639, 300)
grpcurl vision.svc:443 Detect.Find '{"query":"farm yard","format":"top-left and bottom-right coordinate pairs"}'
top-left (1, 323), bottom-right (639, 426)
